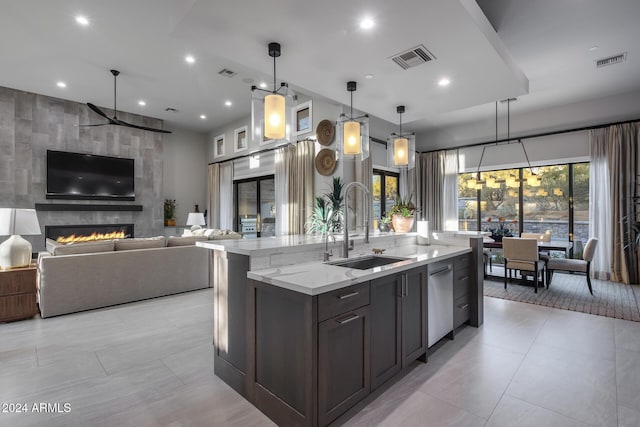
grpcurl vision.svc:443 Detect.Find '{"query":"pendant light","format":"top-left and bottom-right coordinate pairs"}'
top-left (338, 81), bottom-right (369, 160)
top-left (251, 42), bottom-right (295, 144)
top-left (344, 82), bottom-right (360, 154)
top-left (387, 105), bottom-right (415, 169)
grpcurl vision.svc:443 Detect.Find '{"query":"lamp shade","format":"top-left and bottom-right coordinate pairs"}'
top-left (0, 209), bottom-right (41, 236)
top-left (186, 212), bottom-right (206, 226)
top-left (343, 121), bottom-right (361, 155)
top-left (264, 94), bottom-right (286, 139)
top-left (393, 137), bottom-right (409, 166)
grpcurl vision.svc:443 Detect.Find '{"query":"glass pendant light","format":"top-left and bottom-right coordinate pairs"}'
top-left (251, 42), bottom-right (295, 144)
top-left (338, 81), bottom-right (369, 160)
top-left (387, 105), bottom-right (415, 169)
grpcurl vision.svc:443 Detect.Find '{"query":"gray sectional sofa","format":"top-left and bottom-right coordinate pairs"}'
top-left (37, 233), bottom-right (240, 318)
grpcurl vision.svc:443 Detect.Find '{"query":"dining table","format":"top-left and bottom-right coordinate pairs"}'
top-left (483, 238), bottom-right (574, 258)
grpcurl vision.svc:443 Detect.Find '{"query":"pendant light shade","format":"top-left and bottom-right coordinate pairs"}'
top-left (251, 42), bottom-right (295, 144)
top-left (393, 137), bottom-right (409, 165)
top-left (338, 81), bottom-right (369, 160)
top-left (343, 121), bottom-right (361, 154)
top-left (264, 93), bottom-right (285, 139)
top-left (387, 105), bottom-right (415, 169)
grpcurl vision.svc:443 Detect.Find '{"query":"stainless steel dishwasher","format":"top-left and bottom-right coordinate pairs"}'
top-left (428, 260), bottom-right (453, 347)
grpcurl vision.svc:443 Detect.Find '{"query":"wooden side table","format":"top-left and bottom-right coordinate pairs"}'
top-left (0, 262), bottom-right (38, 322)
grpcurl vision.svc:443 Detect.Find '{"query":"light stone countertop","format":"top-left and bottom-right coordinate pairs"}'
top-left (246, 243), bottom-right (472, 295)
top-left (196, 232), bottom-right (412, 256)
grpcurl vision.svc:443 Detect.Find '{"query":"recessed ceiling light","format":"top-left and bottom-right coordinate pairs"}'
top-left (259, 82), bottom-right (267, 88)
top-left (200, 114), bottom-right (207, 119)
top-left (75, 15), bottom-right (89, 26)
top-left (56, 81), bottom-right (67, 88)
top-left (360, 18), bottom-right (375, 29)
top-left (365, 74), bottom-right (374, 79)
top-left (224, 100), bottom-right (232, 107)
top-left (138, 100), bottom-right (146, 106)
top-left (438, 78), bottom-right (450, 87)
top-left (589, 45), bottom-right (599, 52)
top-left (185, 55), bottom-right (195, 64)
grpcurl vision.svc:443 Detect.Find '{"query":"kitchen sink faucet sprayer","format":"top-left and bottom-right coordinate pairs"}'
top-left (342, 181), bottom-right (370, 258)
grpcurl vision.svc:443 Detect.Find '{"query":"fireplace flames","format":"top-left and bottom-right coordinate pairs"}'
top-left (56, 231), bottom-right (126, 243)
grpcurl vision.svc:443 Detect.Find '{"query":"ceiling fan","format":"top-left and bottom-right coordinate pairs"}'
top-left (83, 69), bottom-right (171, 134)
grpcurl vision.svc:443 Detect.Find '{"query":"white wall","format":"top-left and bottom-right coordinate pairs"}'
top-left (163, 127), bottom-right (209, 225)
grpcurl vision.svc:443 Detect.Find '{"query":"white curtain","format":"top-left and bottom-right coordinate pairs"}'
top-left (418, 151), bottom-right (445, 231)
top-left (219, 162), bottom-right (234, 230)
top-left (442, 150), bottom-right (459, 231)
top-left (207, 164), bottom-right (220, 229)
top-left (274, 147), bottom-right (289, 236)
top-left (589, 130), bottom-right (612, 280)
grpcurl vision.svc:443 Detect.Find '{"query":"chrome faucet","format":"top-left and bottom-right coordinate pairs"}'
top-left (342, 181), bottom-right (370, 258)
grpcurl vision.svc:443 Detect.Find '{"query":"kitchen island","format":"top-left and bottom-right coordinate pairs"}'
top-left (197, 233), bottom-right (484, 426)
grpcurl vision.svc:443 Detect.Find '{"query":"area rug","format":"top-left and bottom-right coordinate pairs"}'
top-left (484, 270), bottom-right (640, 322)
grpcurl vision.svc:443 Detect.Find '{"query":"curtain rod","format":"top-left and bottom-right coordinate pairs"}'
top-left (418, 117), bottom-right (640, 154)
top-left (209, 136), bottom-right (388, 165)
top-left (208, 138), bottom-right (314, 166)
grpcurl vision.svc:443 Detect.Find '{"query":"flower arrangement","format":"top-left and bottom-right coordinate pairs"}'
top-left (485, 216), bottom-right (518, 241)
top-left (164, 199), bottom-right (177, 226)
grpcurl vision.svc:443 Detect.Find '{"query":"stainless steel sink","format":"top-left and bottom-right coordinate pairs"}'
top-left (328, 255), bottom-right (409, 270)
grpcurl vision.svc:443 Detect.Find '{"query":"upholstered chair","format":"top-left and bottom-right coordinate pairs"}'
top-left (503, 237), bottom-right (545, 293)
top-left (546, 238), bottom-right (598, 295)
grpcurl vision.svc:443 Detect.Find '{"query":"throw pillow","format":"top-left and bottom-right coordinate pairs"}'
top-left (50, 239), bottom-right (115, 256)
top-left (115, 236), bottom-right (166, 251)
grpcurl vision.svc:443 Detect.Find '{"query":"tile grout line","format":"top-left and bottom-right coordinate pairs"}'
top-left (94, 351), bottom-right (109, 376)
top-left (483, 310), bottom-right (552, 424)
top-left (159, 359), bottom-right (187, 386)
top-left (34, 344), bottom-right (40, 368)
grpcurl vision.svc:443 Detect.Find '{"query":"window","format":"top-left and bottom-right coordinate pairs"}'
top-left (372, 170), bottom-right (399, 220)
top-left (234, 175), bottom-right (275, 238)
top-left (458, 162), bottom-right (590, 251)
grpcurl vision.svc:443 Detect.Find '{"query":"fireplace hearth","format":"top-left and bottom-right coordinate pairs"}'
top-left (45, 224), bottom-right (134, 243)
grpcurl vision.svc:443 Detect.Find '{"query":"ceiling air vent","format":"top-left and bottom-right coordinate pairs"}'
top-left (218, 68), bottom-right (237, 77)
top-left (596, 52), bottom-right (627, 68)
top-left (164, 107), bottom-right (179, 113)
top-left (390, 45), bottom-right (435, 70)
top-left (500, 97), bottom-right (518, 103)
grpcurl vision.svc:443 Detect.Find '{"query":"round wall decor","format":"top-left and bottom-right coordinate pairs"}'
top-left (316, 119), bottom-right (335, 146)
top-left (315, 149), bottom-right (336, 176)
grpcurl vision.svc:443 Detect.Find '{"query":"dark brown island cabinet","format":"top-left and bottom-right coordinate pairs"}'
top-left (210, 238), bottom-right (484, 427)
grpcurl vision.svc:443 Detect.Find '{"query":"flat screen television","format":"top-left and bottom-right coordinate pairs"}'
top-left (46, 150), bottom-right (135, 201)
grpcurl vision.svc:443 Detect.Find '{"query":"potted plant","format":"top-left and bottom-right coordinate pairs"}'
top-left (378, 216), bottom-right (392, 232)
top-left (164, 199), bottom-right (177, 226)
top-left (484, 216), bottom-right (517, 242)
top-left (388, 194), bottom-right (415, 233)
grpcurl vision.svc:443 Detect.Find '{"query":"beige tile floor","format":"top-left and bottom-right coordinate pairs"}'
top-left (1, 289), bottom-right (640, 426)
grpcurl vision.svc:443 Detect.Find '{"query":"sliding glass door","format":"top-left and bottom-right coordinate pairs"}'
top-left (234, 175), bottom-right (275, 238)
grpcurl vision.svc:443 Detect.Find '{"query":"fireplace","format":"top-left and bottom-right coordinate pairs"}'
top-left (45, 224), bottom-right (134, 243)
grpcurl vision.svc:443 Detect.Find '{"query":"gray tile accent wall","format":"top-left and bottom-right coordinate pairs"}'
top-left (0, 86), bottom-right (164, 252)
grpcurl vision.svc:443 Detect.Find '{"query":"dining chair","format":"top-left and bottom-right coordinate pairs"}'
top-left (503, 237), bottom-right (545, 293)
top-left (546, 238), bottom-right (598, 295)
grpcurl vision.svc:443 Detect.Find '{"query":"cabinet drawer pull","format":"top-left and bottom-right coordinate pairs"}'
top-left (459, 276), bottom-right (469, 282)
top-left (430, 265), bottom-right (451, 276)
top-left (338, 291), bottom-right (359, 300)
top-left (337, 314), bottom-right (360, 324)
top-left (458, 303), bottom-right (469, 310)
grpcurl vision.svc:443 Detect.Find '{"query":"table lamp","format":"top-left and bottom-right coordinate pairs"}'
top-left (186, 212), bottom-right (206, 231)
top-left (0, 208), bottom-right (41, 269)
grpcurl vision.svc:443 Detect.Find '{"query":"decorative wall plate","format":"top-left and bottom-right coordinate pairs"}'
top-left (315, 149), bottom-right (336, 176)
top-left (316, 119), bottom-right (335, 146)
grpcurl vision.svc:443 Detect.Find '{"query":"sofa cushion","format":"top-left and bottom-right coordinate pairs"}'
top-left (166, 235), bottom-right (208, 247)
top-left (209, 231), bottom-right (242, 240)
top-left (48, 239), bottom-right (115, 256)
top-left (115, 236), bottom-right (166, 251)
